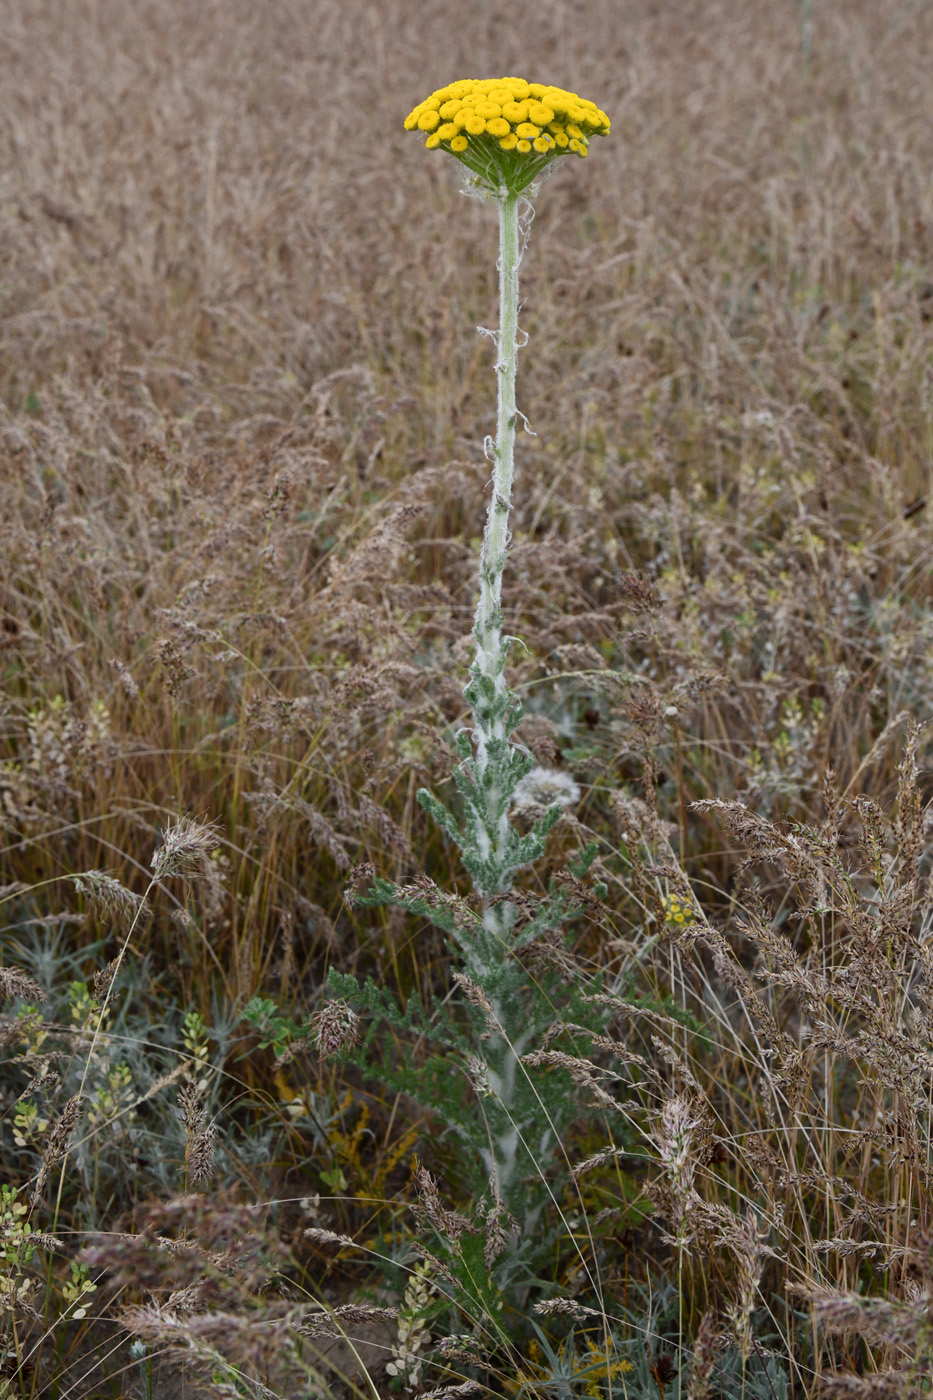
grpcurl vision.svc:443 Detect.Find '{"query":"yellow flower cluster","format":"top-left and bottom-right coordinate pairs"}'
top-left (404, 77), bottom-right (609, 192)
top-left (661, 893), bottom-right (694, 927)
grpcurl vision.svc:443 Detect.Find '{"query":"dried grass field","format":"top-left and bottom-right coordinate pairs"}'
top-left (2, 0), bottom-right (933, 1396)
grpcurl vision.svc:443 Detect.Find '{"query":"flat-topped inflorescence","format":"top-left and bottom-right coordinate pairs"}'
top-left (404, 76), bottom-right (609, 195)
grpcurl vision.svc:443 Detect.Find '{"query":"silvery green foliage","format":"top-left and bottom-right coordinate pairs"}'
top-left (416, 722), bottom-right (562, 910)
top-left (332, 834), bottom-right (607, 1281)
top-left (324, 191), bottom-right (609, 1291)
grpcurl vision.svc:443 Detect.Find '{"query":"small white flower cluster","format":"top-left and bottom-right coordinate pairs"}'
top-left (511, 766), bottom-right (581, 812)
top-left (385, 1260), bottom-right (436, 1390)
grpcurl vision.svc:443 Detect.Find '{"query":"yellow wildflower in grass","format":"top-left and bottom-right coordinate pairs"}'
top-left (506, 1336), bottom-right (633, 1399)
top-left (404, 75), bottom-right (609, 196)
top-left (661, 893), bottom-right (694, 927)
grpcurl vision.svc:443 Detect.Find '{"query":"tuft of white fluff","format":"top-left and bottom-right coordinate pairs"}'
top-left (511, 766), bottom-right (581, 811)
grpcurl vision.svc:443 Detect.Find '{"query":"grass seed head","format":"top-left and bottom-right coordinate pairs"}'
top-left (73, 870), bottom-right (144, 933)
top-left (0, 967), bottom-right (46, 1005)
top-left (151, 816), bottom-right (222, 882)
top-left (310, 998), bottom-right (361, 1057)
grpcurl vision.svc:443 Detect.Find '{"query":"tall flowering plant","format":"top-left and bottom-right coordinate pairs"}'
top-left (327, 77), bottom-right (610, 1292)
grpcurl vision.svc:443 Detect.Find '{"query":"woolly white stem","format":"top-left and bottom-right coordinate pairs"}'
top-left (471, 190), bottom-right (521, 880)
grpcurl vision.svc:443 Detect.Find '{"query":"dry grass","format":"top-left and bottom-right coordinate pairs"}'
top-left (2, 0), bottom-right (933, 1395)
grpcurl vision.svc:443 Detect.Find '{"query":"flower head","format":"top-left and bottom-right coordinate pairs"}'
top-left (660, 891), bottom-right (697, 926)
top-left (404, 77), bottom-right (609, 196)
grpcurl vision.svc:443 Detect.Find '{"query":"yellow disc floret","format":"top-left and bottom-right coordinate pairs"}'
top-left (403, 76), bottom-right (609, 195)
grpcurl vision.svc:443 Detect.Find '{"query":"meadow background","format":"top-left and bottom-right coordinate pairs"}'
top-left (2, 0), bottom-right (933, 1395)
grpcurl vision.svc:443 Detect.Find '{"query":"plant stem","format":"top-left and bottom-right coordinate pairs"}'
top-left (468, 192), bottom-right (542, 1219)
top-left (470, 190), bottom-right (521, 894)
top-left (797, 0), bottom-right (813, 72)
